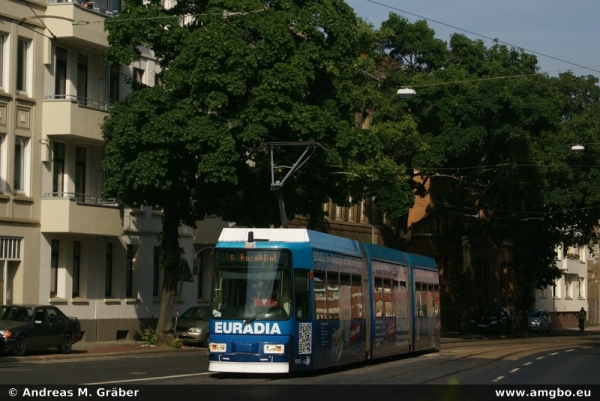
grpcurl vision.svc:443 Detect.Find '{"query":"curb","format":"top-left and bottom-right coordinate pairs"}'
top-left (0, 344), bottom-right (205, 363)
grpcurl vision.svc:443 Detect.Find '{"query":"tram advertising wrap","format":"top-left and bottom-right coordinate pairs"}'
top-left (208, 228), bottom-right (440, 373)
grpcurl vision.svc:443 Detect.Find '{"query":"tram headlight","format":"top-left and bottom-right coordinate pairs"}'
top-left (210, 343), bottom-right (227, 353)
top-left (263, 344), bottom-right (285, 354)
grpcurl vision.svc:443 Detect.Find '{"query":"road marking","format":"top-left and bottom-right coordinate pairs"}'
top-left (510, 368), bottom-right (520, 373)
top-left (582, 346), bottom-right (592, 349)
top-left (492, 376), bottom-right (504, 382)
top-left (536, 356), bottom-right (544, 360)
top-left (84, 372), bottom-right (213, 385)
top-left (550, 352), bottom-right (559, 356)
top-left (523, 362), bottom-right (532, 366)
top-left (566, 349), bottom-right (575, 352)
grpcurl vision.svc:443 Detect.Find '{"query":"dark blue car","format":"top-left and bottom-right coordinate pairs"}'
top-left (470, 307), bottom-right (513, 334)
top-left (0, 305), bottom-right (82, 356)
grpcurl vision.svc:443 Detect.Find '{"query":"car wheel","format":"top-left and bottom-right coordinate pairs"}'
top-left (203, 336), bottom-right (210, 348)
top-left (12, 335), bottom-right (27, 356)
top-left (547, 324), bottom-right (551, 333)
top-left (59, 334), bottom-right (73, 354)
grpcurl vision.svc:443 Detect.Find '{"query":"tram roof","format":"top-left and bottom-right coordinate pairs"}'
top-left (218, 228), bottom-right (362, 256)
top-left (404, 252), bottom-right (438, 271)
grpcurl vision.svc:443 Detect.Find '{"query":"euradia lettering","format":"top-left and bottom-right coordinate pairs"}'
top-left (215, 321), bottom-right (281, 335)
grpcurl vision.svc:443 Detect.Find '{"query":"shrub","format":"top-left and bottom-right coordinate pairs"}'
top-left (170, 337), bottom-right (183, 349)
top-left (142, 327), bottom-right (157, 345)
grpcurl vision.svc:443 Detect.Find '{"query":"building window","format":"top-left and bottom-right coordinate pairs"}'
top-left (133, 68), bottom-right (144, 85)
top-left (52, 142), bottom-right (65, 194)
top-left (196, 256), bottom-right (203, 299)
top-left (578, 278), bottom-right (585, 299)
top-left (72, 241), bottom-right (81, 297)
top-left (0, 135), bottom-right (5, 193)
top-left (77, 53), bottom-right (88, 103)
top-left (14, 137), bottom-right (29, 194)
top-left (0, 33), bottom-right (5, 90)
top-left (109, 64), bottom-right (120, 104)
top-left (75, 146), bottom-right (86, 199)
top-left (126, 245), bottom-right (134, 298)
top-left (55, 47), bottom-right (67, 96)
top-left (50, 240), bottom-right (59, 297)
top-left (17, 39), bottom-right (30, 93)
top-left (153, 246), bottom-right (160, 297)
top-left (105, 243), bottom-right (113, 297)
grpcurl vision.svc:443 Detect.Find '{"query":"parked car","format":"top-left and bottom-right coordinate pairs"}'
top-left (470, 307), bottom-right (513, 334)
top-left (172, 306), bottom-right (210, 347)
top-left (515, 309), bottom-right (552, 333)
top-left (0, 305), bottom-right (82, 356)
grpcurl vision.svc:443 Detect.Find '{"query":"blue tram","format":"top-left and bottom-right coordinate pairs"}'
top-left (207, 228), bottom-right (440, 373)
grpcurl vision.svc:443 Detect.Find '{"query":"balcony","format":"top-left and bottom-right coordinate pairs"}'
top-left (42, 96), bottom-right (109, 144)
top-left (41, 193), bottom-right (123, 236)
top-left (44, 0), bottom-right (118, 51)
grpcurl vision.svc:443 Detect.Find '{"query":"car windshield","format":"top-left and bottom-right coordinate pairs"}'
top-left (0, 306), bottom-right (33, 322)
top-left (529, 310), bottom-right (542, 318)
top-left (181, 308), bottom-right (210, 320)
top-left (475, 308), bottom-right (502, 318)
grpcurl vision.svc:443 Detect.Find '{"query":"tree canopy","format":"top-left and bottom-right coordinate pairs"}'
top-left (103, 3), bottom-right (600, 336)
top-left (102, 0), bottom-right (377, 339)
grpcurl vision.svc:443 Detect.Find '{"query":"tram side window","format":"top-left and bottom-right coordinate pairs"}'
top-left (339, 274), bottom-right (352, 323)
top-left (327, 272), bottom-right (339, 320)
top-left (294, 270), bottom-right (311, 320)
top-left (422, 283), bottom-right (430, 318)
top-left (394, 281), bottom-right (408, 318)
top-left (384, 278), bottom-right (394, 317)
top-left (375, 277), bottom-right (384, 317)
top-left (314, 271), bottom-right (327, 320)
top-left (351, 275), bottom-right (363, 318)
top-left (415, 282), bottom-right (423, 317)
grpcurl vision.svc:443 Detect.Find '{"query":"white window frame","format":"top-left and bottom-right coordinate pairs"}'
top-left (16, 38), bottom-right (32, 96)
top-left (14, 136), bottom-right (30, 195)
top-left (0, 134), bottom-right (5, 193)
top-left (0, 32), bottom-right (6, 91)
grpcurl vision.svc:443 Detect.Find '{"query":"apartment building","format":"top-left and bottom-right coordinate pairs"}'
top-left (535, 244), bottom-right (590, 328)
top-left (0, 0), bottom-right (212, 342)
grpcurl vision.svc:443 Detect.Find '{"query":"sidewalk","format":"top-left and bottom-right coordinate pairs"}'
top-left (0, 340), bottom-right (205, 363)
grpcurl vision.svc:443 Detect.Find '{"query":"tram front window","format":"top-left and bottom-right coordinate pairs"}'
top-left (211, 249), bottom-right (292, 320)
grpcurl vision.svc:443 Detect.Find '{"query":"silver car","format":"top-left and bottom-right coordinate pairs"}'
top-left (172, 307), bottom-right (210, 347)
top-left (515, 309), bottom-right (552, 333)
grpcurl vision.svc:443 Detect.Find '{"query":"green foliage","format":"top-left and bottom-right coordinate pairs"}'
top-left (142, 327), bottom-right (157, 345)
top-left (170, 337), bottom-right (183, 349)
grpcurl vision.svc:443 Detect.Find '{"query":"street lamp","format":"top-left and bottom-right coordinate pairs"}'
top-left (397, 87), bottom-right (417, 99)
top-left (571, 144), bottom-right (586, 151)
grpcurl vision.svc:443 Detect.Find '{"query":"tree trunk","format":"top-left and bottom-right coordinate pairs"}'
top-left (459, 236), bottom-right (475, 334)
top-left (155, 207), bottom-right (181, 342)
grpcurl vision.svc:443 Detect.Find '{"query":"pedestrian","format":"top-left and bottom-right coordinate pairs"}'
top-left (577, 307), bottom-right (587, 331)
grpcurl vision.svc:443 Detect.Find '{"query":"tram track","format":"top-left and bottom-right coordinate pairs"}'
top-left (363, 335), bottom-right (599, 385)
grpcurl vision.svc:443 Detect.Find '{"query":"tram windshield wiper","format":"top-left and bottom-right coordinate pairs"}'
top-left (244, 303), bottom-right (278, 325)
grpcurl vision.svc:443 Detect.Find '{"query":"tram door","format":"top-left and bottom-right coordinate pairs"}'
top-left (292, 269), bottom-right (313, 371)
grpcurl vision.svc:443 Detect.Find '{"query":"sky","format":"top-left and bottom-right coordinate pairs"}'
top-left (345, 0), bottom-right (600, 79)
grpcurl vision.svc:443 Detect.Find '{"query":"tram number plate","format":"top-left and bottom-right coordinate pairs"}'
top-left (176, 332), bottom-right (187, 336)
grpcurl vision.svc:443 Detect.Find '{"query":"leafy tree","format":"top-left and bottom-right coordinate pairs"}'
top-left (368, 15), bottom-right (600, 332)
top-left (102, 0), bottom-right (366, 340)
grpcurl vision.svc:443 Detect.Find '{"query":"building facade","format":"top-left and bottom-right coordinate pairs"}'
top-left (1, 0), bottom-right (211, 342)
top-left (535, 244), bottom-right (591, 328)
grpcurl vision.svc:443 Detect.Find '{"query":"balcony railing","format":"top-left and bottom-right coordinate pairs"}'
top-left (44, 94), bottom-right (112, 112)
top-left (47, 0), bottom-right (120, 18)
top-left (42, 192), bottom-right (120, 206)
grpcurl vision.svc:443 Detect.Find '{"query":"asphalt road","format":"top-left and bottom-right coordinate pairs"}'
top-left (1, 331), bottom-right (597, 386)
